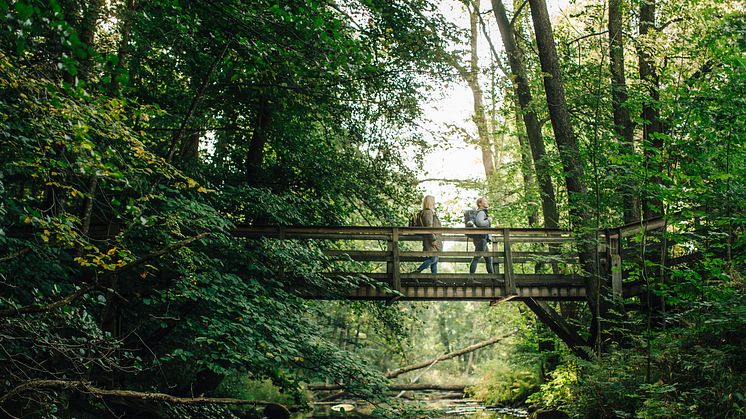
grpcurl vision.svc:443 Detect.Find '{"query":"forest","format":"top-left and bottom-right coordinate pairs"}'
top-left (0, 0), bottom-right (744, 418)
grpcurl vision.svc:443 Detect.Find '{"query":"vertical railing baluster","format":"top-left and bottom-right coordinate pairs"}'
top-left (392, 228), bottom-right (401, 291)
top-left (611, 228), bottom-right (623, 299)
top-left (503, 228), bottom-right (515, 295)
top-left (491, 236), bottom-right (499, 277)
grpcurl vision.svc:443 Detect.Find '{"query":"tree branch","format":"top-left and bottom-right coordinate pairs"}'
top-left (0, 379), bottom-right (289, 409)
top-left (509, 0), bottom-right (529, 27)
top-left (309, 333), bottom-right (513, 397)
top-left (566, 30), bottom-right (609, 45)
top-left (166, 40), bottom-right (232, 163)
top-left (475, 3), bottom-right (510, 77)
top-left (0, 247), bottom-right (31, 263)
top-left (0, 233), bottom-right (210, 317)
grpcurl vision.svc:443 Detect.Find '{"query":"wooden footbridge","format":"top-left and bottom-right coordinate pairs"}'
top-left (236, 217), bottom-right (668, 303)
top-left (239, 218), bottom-right (669, 358)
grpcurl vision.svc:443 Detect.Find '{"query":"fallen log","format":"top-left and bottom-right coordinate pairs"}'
top-left (385, 333), bottom-right (513, 379)
top-left (310, 383), bottom-right (468, 392)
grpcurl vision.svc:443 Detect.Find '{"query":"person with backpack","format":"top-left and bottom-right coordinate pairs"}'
top-left (412, 195), bottom-right (442, 273)
top-left (468, 197), bottom-right (494, 274)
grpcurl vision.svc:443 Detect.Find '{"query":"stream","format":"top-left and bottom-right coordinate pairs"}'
top-left (305, 391), bottom-right (528, 418)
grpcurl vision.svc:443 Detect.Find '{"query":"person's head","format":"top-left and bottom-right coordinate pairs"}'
top-left (422, 195), bottom-right (436, 210)
top-left (476, 197), bottom-right (489, 209)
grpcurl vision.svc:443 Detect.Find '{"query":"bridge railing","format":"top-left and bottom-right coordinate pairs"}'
top-left (235, 225), bottom-right (587, 299)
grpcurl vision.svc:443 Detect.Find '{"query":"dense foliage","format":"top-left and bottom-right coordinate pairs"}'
top-left (0, 0), bottom-right (457, 417)
top-left (0, 0), bottom-right (743, 418)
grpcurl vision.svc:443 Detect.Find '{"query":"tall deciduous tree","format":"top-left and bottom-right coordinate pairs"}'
top-left (527, 0), bottom-right (607, 350)
top-left (491, 0), bottom-right (559, 230)
top-left (452, 0), bottom-right (496, 178)
top-left (638, 0), bottom-right (665, 219)
top-left (608, 0), bottom-right (639, 223)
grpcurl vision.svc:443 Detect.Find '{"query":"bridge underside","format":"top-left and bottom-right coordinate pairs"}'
top-left (305, 273), bottom-right (606, 301)
top-left (344, 282), bottom-right (587, 301)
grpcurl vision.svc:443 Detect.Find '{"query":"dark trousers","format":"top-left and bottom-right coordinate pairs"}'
top-left (470, 238), bottom-right (494, 273)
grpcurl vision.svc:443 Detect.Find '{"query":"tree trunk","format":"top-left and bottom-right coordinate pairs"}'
top-left (452, 0), bottom-right (495, 178)
top-left (111, 0), bottom-right (137, 95)
top-left (167, 40), bottom-right (231, 163)
top-left (527, 0), bottom-right (604, 350)
top-left (608, 0), bottom-right (639, 223)
top-left (246, 95), bottom-right (272, 186)
top-left (79, 0), bottom-right (104, 48)
top-left (514, 96), bottom-right (539, 227)
top-left (490, 0), bottom-right (559, 230)
top-left (638, 0), bottom-right (664, 219)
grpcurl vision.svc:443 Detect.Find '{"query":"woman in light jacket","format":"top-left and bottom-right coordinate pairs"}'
top-left (414, 195), bottom-right (441, 273)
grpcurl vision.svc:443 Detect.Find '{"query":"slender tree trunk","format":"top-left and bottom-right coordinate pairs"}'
top-left (111, 0), bottom-right (137, 95)
top-left (511, 0), bottom-right (539, 228)
top-left (491, 0), bottom-right (559, 230)
top-left (167, 40), bottom-right (231, 163)
top-left (80, 176), bottom-right (98, 235)
top-left (514, 97), bottom-right (539, 227)
top-left (527, 0), bottom-right (604, 350)
top-left (79, 0), bottom-right (104, 48)
top-left (246, 95), bottom-right (272, 186)
top-left (608, 0), bottom-right (639, 223)
top-left (638, 0), bottom-right (664, 219)
top-left (452, 0), bottom-right (495, 178)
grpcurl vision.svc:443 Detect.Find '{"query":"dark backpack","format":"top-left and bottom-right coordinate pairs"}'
top-left (409, 210), bottom-right (424, 227)
top-left (464, 208), bottom-right (488, 240)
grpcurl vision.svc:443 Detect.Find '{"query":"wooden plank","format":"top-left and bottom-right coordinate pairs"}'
top-left (604, 216), bottom-right (667, 238)
top-left (401, 251), bottom-right (502, 257)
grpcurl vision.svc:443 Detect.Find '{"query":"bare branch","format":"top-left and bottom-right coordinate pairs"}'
top-left (566, 30), bottom-right (609, 45)
top-left (0, 247), bottom-right (31, 263)
top-left (509, 0), bottom-right (529, 27)
top-left (475, 3), bottom-right (510, 76)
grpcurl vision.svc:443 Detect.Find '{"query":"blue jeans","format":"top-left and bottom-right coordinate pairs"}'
top-left (416, 256), bottom-right (438, 273)
top-left (470, 238), bottom-right (493, 273)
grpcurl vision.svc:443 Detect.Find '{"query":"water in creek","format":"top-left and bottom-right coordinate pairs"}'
top-left (304, 395), bottom-right (528, 418)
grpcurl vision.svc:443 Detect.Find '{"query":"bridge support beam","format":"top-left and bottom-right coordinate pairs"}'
top-left (523, 298), bottom-right (591, 360)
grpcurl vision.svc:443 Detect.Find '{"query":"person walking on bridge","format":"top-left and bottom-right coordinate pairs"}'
top-left (469, 197), bottom-right (494, 274)
top-left (413, 195), bottom-right (441, 273)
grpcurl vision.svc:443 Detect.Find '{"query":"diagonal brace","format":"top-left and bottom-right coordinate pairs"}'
top-left (523, 298), bottom-right (592, 360)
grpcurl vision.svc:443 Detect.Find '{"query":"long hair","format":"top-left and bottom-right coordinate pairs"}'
top-left (422, 195), bottom-right (435, 210)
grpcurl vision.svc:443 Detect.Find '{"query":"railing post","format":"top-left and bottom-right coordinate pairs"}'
top-left (491, 236), bottom-right (499, 275)
top-left (391, 228), bottom-right (400, 291)
top-left (503, 228), bottom-right (515, 295)
top-left (611, 228), bottom-right (622, 299)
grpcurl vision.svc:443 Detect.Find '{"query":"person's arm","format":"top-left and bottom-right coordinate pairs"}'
top-left (475, 209), bottom-right (490, 227)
